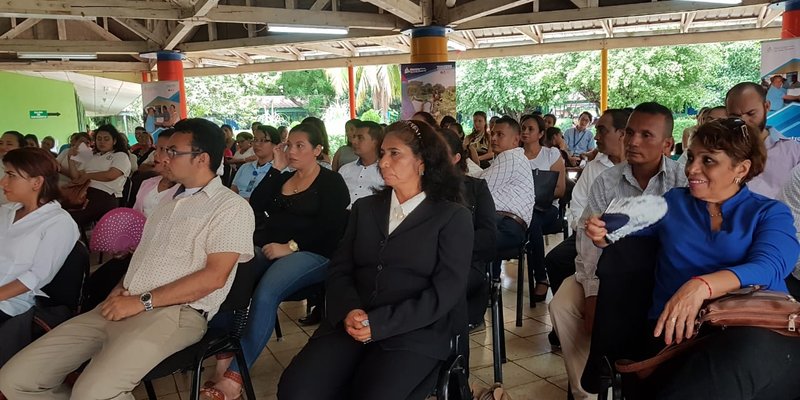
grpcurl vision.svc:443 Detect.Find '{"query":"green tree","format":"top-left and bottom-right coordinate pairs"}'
top-left (326, 65), bottom-right (401, 118)
top-left (185, 73), bottom-right (279, 125)
top-left (276, 70), bottom-right (336, 116)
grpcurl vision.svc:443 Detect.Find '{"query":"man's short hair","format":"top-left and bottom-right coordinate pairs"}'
top-left (157, 128), bottom-right (176, 140)
top-left (603, 108), bottom-right (634, 131)
top-left (725, 82), bottom-right (767, 103)
top-left (494, 116), bottom-right (520, 135)
top-left (173, 119), bottom-right (225, 173)
top-left (632, 102), bottom-right (674, 139)
top-left (134, 126), bottom-right (146, 132)
top-left (354, 120), bottom-right (385, 143)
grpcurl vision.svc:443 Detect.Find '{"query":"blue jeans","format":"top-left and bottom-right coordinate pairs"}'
top-left (229, 246), bottom-right (329, 374)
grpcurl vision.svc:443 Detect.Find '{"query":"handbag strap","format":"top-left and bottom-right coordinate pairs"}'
top-left (615, 335), bottom-right (708, 379)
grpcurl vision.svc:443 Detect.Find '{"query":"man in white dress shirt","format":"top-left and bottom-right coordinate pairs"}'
top-left (477, 116), bottom-right (535, 275)
top-left (338, 121), bottom-right (385, 208)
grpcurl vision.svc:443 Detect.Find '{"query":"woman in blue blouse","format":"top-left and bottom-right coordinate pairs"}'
top-left (586, 118), bottom-right (800, 399)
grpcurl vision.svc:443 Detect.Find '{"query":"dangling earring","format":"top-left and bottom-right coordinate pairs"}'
top-left (419, 169), bottom-right (425, 176)
top-left (733, 176), bottom-right (742, 185)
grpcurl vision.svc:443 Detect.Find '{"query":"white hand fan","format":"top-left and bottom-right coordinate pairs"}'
top-left (600, 194), bottom-right (668, 243)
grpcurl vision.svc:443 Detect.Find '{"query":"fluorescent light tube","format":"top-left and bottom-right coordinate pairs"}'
top-left (268, 24), bottom-right (348, 35)
top-left (200, 58), bottom-right (239, 68)
top-left (18, 52), bottom-right (97, 60)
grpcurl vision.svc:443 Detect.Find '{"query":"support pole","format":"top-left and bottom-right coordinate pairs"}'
top-left (141, 71), bottom-right (150, 83)
top-left (410, 26), bottom-right (449, 63)
top-left (600, 48), bottom-right (608, 112)
top-left (156, 51), bottom-right (187, 119)
top-left (348, 64), bottom-right (356, 120)
top-left (784, 0), bottom-right (800, 38)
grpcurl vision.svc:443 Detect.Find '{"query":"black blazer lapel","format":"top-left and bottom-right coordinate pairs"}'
top-left (388, 198), bottom-right (436, 239)
top-left (372, 194), bottom-right (391, 238)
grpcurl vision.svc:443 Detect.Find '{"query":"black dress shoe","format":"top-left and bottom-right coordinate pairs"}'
top-left (298, 306), bottom-right (322, 326)
top-left (548, 330), bottom-right (561, 348)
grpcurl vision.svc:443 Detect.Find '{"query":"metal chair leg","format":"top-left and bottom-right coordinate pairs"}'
top-left (144, 380), bottom-right (158, 400)
top-left (236, 347), bottom-right (257, 400)
top-left (190, 356), bottom-right (203, 400)
top-left (515, 249), bottom-right (525, 327)
top-left (274, 315), bottom-right (283, 340)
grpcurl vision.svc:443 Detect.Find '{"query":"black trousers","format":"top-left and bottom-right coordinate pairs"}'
top-left (278, 327), bottom-right (440, 400)
top-left (527, 205), bottom-right (561, 283)
top-left (0, 310), bottom-right (10, 325)
top-left (69, 187), bottom-right (119, 228)
top-left (466, 261), bottom-right (489, 326)
top-left (544, 233), bottom-right (577, 295)
top-left (492, 215), bottom-right (527, 279)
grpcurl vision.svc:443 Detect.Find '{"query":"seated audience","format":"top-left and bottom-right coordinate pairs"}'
top-left (338, 120), bottom-right (385, 208)
top-left (564, 111), bottom-right (596, 162)
top-left (447, 122), bottom-right (482, 175)
top-left (411, 111), bottom-right (438, 127)
top-left (0, 148), bottom-right (79, 328)
top-left (0, 119), bottom-right (255, 399)
top-left (544, 113), bottom-right (557, 130)
top-left (521, 114), bottom-right (566, 303)
top-left (201, 123), bottom-right (350, 400)
top-left (278, 120), bottom-right (473, 400)
top-left (550, 102), bottom-right (686, 400)
top-left (440, 128), bottom-right (496, 330)
top-left (0, 131), bottom-right (27, 204)
top-left (585, 118), bottom-right (800, 399)
top-left (726, 82), bottom-right (800, 198)
top-left (133, 129), bottom-right (179, 217)
top-left (278, 126), bottom-right (289, 143)
top-left (781, 165), bottom-right (800, 299)
top-left (229, 132), bottom-right (257, 168)
top-left (55, 132), bottom-right (91, 185)
top-left (231, 125), bottom-right (279, 200)
top-left (65, 124), bottom-right (131, 227)
top-left (440, 115), bottom-right (457, 130)
top-left (23, 134), bottom-right (38, 149)
top-left (130, 126), bottom-right (155, 165)
top-left (465, 111), bottom-right (493, 168)
top-left (477, 116), bottom-right (535, 277)
top-left (678, 106), bottom-right (726, 165)
top-left (545, 127), bottom-right (576, 168)
top-left (332, 119), bottom-right (360, 172)
top-left (302, 117), bottom-right (333, 167)
top-left (41, 136), bottom-right (57, 155)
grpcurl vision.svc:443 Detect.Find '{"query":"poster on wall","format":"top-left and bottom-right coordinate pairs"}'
top-left (141, 81), bottom-right (182, 137)
top-left (761, 38), bottom-right (800, 140)
top-left (400, 62), bottom-right (456, 123)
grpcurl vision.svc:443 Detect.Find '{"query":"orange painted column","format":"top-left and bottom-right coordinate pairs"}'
top-left (410, 26), bottom-right (449, 63)
top-left (156, 51), bottom-right (187, 119)
top-left (348, 65), bottom-right (356, 119)
top-left (784, 0), bottom-right (800, 39)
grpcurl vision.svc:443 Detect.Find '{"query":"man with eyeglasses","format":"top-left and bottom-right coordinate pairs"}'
top-left (726, 82), bottom-right (800, 198)
top-left (0, 119), bottom-right (256, 399)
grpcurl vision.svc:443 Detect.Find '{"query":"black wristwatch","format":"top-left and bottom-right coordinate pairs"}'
top-left (140, 292), bottom-right (154, 312)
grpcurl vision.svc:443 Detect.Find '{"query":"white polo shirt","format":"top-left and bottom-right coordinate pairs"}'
top-left (82, 151), bottom-right (132, 197)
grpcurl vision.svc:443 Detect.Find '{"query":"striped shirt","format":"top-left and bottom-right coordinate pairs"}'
top-left (575, 156), bottom-right (687, 297)
top-left (478, 147), bottom-right (536, 226)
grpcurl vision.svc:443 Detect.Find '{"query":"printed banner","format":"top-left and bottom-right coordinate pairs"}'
top-left (761, 38), bottom-right (800, 139)
top-left (400, 62), bottom-right (456, 123)
top-left (141, 81), bottom-right (181, 137)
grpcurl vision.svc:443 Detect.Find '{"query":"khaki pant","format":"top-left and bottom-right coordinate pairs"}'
top-left (549, 276), bottom-right (596, 400)
top-left (0, 305), bottom-right (206, 400)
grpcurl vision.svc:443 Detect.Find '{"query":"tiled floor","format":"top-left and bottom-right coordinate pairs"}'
top-left (133, 234), bottom-right (569, 400)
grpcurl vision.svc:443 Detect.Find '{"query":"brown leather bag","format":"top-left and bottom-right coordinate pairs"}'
top-left (615, 286), bottom-right (800, 378)
top-left (60, 180), bottom-right (90, 211)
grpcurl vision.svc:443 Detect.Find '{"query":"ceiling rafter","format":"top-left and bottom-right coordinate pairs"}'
top-left (360, 0), bottom-right (423, 24)
top-left (113, 18), bottom-right (166, 45)
top-left (445, 0), bottom-right (534, 26)
top-left (310, 0), bottom-right (331, 11)
top-left (0, 18), bottom-right (41, 40)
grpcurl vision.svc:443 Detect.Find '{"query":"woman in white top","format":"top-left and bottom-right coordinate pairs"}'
top-left (0, 131), bottom-right (27, 205)
top-left (133, 129), bottom-right (179, 218)
top-left (229, 132), bottom-right (257, 169)
top-left (65, 125), bottom-right (131, 227)
top-left (521, 114), bottom-right (566, 304)
top-left (0, 147), bottom-right (79, 324)
top-left (56, 132), bottom-right (92, 186)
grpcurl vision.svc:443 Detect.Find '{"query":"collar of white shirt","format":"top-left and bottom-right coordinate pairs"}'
top-left (389, 190), bottom-right (427, 234)
top-left (595, 152), bottom-right (615, 168)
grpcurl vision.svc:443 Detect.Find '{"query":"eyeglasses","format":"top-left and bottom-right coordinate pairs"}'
top-left (165, 148), bottom-right (202, 159)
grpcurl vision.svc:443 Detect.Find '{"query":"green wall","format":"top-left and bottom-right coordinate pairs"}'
top-left (0, 71), bottom-right (81, 146)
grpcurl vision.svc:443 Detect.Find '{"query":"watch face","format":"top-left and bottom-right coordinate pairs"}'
top-left (141, 293), bottom-right (152, 302)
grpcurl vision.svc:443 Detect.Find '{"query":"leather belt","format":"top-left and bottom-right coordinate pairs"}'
top-left (496, 211), bottom-right (527, 231)
top-left (189, 307), bottom-right (209, 318)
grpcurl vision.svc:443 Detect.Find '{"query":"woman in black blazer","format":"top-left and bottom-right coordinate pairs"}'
top-left (278, 120), bottom-right (474, 400)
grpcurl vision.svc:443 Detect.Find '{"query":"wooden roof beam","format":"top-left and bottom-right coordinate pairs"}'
top-left (0, 18), bottom-right (41, 40)
top-left (359, 0), bottom-right (423, 24)
top-left (0, 60), bottom-right (148, 72)
top-left (445, 0), bottom-right (534, 26)
top-left (0, 39), bottom-right (154, 54)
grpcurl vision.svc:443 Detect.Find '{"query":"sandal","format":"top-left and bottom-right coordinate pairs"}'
top-left (203, 353), bottom-right (235, 388)
top-left (199, 371), bottom-right (243, 400)
top-left (531, 281), bottom-right (550, 303)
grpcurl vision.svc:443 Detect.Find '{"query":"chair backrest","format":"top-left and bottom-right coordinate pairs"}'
top-left (38, 241), bottom-right (90, 312)
top-left (532, 169), bottom-right (559, 209)
top-left (218, 257), bottom-right (266, 313)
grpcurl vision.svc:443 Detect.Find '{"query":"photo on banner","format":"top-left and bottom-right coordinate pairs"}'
top-left (400, 62), bottom-right (457, 123)
top-left (761, 37), bottom-right (800, 140)
top-left (141, 81), bottom-right (182, 140)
